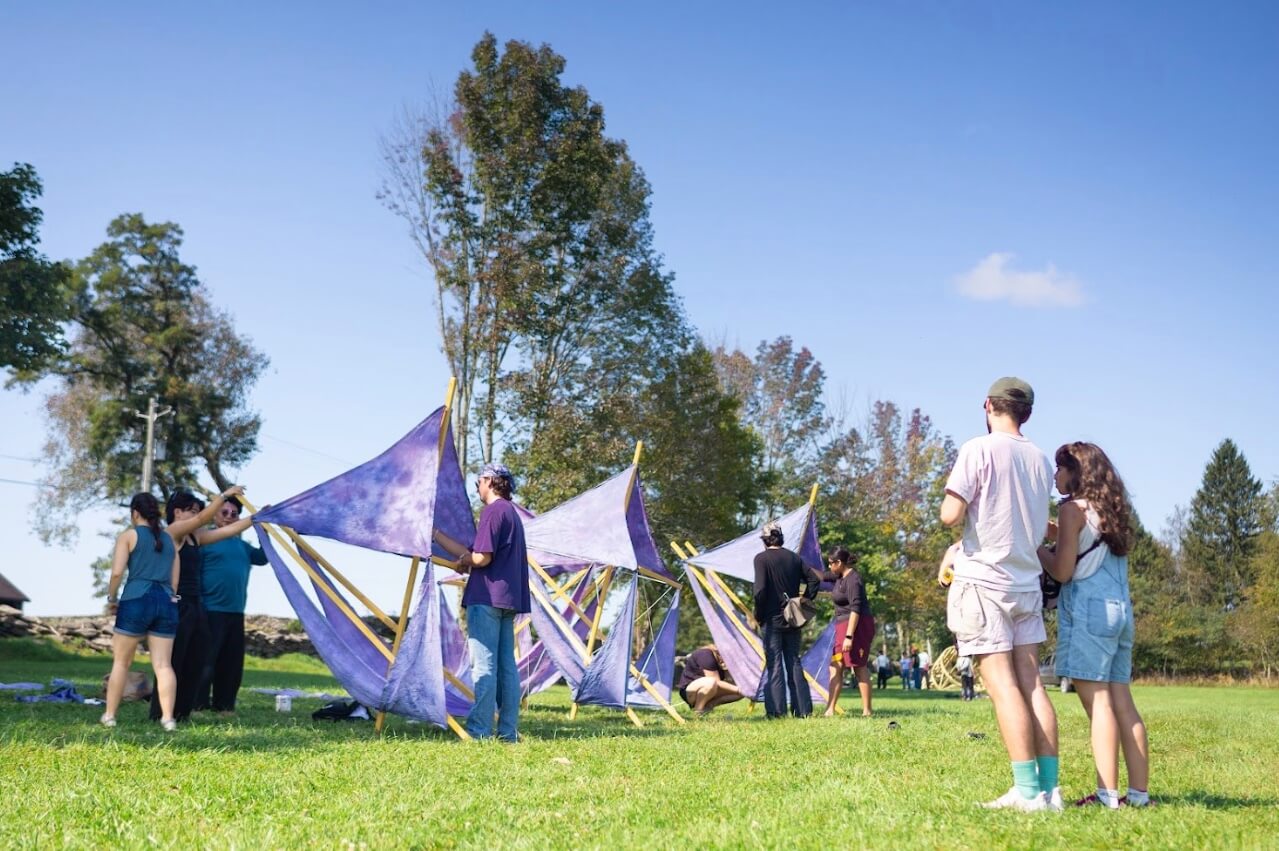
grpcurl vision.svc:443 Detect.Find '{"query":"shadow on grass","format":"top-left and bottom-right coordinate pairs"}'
top-left (1158, 792), bottom-right (1279, 810)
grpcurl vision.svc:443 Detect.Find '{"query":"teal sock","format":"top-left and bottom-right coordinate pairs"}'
top-left (1036, 755), bottom-right (1059, 792)
top-left (1012, 760), bottom-right (1040, 800)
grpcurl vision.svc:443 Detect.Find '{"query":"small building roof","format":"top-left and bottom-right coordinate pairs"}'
top-left (0, 572), bottom-right (31, 604)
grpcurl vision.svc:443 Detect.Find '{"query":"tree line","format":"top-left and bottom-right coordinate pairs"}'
top-left (3, 33), bottom-right (1274, 679)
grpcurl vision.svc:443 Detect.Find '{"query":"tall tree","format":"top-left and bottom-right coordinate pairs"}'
top-left (0, 163), bottom-right (72, 375)
top-left (1182, 438), bottom-right (1263, 610)
top-left (15, 214), bottom-right (268, 547)
top-left (380, 33), bottom-right (685, 472)
top-left (712, 336), bottom-right (828, 518)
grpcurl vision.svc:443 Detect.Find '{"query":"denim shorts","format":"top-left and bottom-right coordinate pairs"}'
top-left (1055, 553), bottom-right (1134, 683)
top-left (115, 584), bottom-right (179, 638)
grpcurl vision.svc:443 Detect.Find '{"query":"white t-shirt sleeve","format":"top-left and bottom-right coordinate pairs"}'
top-left (945, 440), bottom-right (982, 504)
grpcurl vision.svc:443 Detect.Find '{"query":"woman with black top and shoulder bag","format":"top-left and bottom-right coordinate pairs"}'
top-left (753, 521), bottom-right (820, 718)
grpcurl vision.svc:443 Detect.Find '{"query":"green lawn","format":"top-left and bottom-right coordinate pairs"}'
top-left (1, 639), bottom-right (1275, 849)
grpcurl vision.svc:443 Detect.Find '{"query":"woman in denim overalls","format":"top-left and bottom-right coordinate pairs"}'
top-left (1038, 442), bottom-right (1152, 809)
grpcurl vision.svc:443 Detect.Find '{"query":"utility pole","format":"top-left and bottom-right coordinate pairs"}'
top-left (134, 396), bottom-right (173, 492)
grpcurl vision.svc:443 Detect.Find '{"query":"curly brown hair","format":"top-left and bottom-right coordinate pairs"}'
top-left (1054, 442), bottom-right (1133, 557)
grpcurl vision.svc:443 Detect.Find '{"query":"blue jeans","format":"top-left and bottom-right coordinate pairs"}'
top-left (466, 604), bottom-right (520, 740)
top-left (762, 620), bottom-right (811, 718)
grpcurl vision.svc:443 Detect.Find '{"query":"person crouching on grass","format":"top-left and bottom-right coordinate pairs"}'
top-left (820, 547), bottom-right (874, 717)
top-left (1038, 442), bottom-right (1151, 809)
top-left (677, 645), bottom-right (743, 716)
top-left (103, 493), bottom-right (180, 731)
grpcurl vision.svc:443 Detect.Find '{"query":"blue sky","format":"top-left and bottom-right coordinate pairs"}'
top-left (3, 2), bottom-right (1277, 616)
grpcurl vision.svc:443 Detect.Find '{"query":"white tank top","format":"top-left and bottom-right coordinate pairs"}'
top-left (1071, 499), bottom-right (1108, 581)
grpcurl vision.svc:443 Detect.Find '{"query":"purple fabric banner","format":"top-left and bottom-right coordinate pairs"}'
top-left (522, 466), bottom-right (675, 581)
top-left (255, 409), bottom-right (447, 558)
top-left (257, 526), bottom-right (450, 728)
top-left (684, 503), bottom-right (823, 584)
top-left (574, 580), bottom-right (638, 709)
top-left (627, 590), bottom-right (680, 708)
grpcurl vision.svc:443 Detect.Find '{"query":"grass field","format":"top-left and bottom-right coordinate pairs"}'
top-left (2, 639), bottom-right (1276, 849)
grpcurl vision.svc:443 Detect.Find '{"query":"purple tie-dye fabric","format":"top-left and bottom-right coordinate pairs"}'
top-left (431, 422), bottom-right (477, 561)
top-left (522, 466), bottom-right (675, 581)
top-left (255, 409), bottom-right (446, 558)
top-left (685, 503), bottom-right (822, 583)
top-left (299, 544), bottom-right (390, 674)
top-left (627, 590), bottom-right (680, 708)
top-left (801, 619), bottom-right (837, 701)
top-left (685, 570), bottom-right (764, 698)
top-left (379, 560), bottom-right (448, 723)
top-left (574, 579), bottom-right (638, 709)
top-left (258, 528), bottom-right (391, 710)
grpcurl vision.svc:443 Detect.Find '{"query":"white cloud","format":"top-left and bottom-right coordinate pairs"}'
top-left (953, 252), bottom-right (1086, 308)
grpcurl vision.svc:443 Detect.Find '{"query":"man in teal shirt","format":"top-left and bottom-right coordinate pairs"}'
top-left (195, 497), bottom-right (266, 714)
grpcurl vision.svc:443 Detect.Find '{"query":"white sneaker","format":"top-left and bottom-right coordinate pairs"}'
top-left (982, 787), bottom-right (1047, 812)
top-left (161, 719), bottom-right (177, 732)
top-left (1046, 787), bottom-right (1063, 812)
top-left (100, 714), bottom-right (116, 728)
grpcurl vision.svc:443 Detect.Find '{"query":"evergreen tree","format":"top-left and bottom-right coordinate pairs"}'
top-left (1182, 439), bottom-right (1263, 611)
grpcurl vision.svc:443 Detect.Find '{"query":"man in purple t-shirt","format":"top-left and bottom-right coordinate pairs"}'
top-left (434, 462), bottom-right (530, 741)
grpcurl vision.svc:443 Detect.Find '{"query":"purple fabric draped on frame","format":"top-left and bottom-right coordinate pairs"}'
top-left (684, 503), bottom-right (823, 583)
top-left (252, 407), bottom-right (471, 731)
top-left (522, 466), bottom-right (676, 583)
top-left (626, 590), bottom-right (681, 708)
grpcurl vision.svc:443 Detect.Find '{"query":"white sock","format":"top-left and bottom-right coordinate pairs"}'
top-left (1098, 788), bottom-right (1121, 809)
top-left (1126, 788), bottom-right (1149, 806)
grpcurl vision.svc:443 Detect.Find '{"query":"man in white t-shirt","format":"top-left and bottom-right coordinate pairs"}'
top-left (917, 648), bottom-right (932, 689)
top-left (939, 377), bottom-right (1059, 812)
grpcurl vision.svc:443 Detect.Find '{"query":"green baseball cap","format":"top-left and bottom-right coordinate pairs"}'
top-left (987, 376), bottom-right (1034, 406)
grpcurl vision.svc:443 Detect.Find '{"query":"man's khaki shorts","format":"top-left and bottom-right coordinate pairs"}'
top-left (947, 580), bottom-right (1045, 656)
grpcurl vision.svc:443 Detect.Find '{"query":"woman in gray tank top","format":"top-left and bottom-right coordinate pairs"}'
top-left (102, 493), bottom-right (180, 730)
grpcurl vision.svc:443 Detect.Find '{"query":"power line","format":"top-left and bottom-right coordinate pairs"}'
top-left (0, 476), bottom-right (50, 489)
top-left (0, 453), bottom-right (39, 463)
top-left (260, 433), bottom-right (353, 465)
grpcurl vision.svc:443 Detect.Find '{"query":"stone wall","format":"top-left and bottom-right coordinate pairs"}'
top-left (1, 605), bottom-right (322, 659)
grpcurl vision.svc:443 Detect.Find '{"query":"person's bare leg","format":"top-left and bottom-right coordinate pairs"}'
top-left (148, 635), bottom-right (177, 723)
top-left (1074, 680), bottom-right (1119, 791)
top-left (825, 662), bottom-right (844, 716)
top-left (105, 634), bottom-right (141, 722)
top-left (1109, 683), bottom-right (1149, 793)
top-left (854, 665), bottom-right (872, 716)
top-left (703, 682), bottom-right (745, 711)
top-left (978, 651), bottom-right (1036, 761)
top-left (1011, 644), bottom-right (1057, 757)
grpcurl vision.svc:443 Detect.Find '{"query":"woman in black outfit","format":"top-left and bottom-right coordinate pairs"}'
top-left (149, 486), bottom-right (243, 722)
top-left (753, 521), bottom-right (819, 718)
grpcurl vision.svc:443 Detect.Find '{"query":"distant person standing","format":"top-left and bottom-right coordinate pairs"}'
top-left (753, 521), bottom-right (819, 718)
top-left (875, 648), bottom-right (892, 690)
top-left (435, 463), bottom-right (530, 742)
top-left (918, 647), bottom-right (932, 690)
top-left (957, 652), bottom-right (976, 701)
top-left (194, 496), bottom-right (263, 715)
top-left (910, 646), bottom-right (923, 690)
top-left (940, 377), bottom-right (1058, 811)
top-left (899, 651), bottom-right (912, 689)
top-left (820, 547), bottom-right (875, 717)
